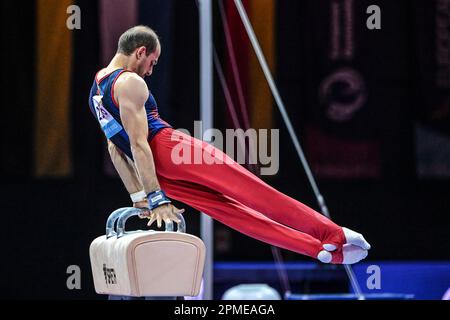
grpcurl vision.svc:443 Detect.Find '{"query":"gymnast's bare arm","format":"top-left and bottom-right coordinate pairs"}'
top-left (114, 73), bottom-right (160, 193)
top-left (107, 140), bottom-right (148, 208)
top-left (113, 72), bottom-right (184, 227)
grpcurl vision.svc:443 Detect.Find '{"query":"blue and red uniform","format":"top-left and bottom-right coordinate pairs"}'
top-left (89, 69), bottom-right (346, 263)
top-left (88, 69), bottom-right (171, 158)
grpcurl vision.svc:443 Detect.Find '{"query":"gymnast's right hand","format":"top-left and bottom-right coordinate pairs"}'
top-left (145, 204), bottom-right (184, 228)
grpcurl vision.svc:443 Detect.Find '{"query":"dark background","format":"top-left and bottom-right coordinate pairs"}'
top-left (0, 0), bottom-right (449, 299)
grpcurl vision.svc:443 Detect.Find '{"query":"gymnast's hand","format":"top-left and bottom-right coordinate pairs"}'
top-left (139, 203), bottom-right (185, 229)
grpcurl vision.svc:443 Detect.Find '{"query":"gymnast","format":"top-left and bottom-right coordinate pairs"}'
top-left (88, 26), bottom-right (371, 265)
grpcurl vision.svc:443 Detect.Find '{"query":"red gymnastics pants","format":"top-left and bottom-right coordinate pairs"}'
top-left (150, 128), bottom-right (346, 263)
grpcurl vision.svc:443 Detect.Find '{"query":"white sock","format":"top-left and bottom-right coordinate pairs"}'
top-left (317, 250), bottom-right (333, 263)
top-left (323, 244), bottom-right (337, 251)
top-left (342, 244), bottom-right (368, 264)
top-left (343, 227), bottom-right (371, 250)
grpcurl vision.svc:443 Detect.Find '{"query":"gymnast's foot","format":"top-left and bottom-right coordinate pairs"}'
top-left (317, 227), bottom-right (371, 264)
top-left (318, 244), bottom-right (369, 264)
top-left (324, 227), bottom-right (371, 251)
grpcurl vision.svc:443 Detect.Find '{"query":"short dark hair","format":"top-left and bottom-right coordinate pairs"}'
top-left (117, 25), bottom-right (160, 56)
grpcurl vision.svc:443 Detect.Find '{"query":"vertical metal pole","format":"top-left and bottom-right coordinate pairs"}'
top-left (198, 0), bottom-right (214, 300)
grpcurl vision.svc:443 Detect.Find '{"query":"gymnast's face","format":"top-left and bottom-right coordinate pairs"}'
top-left (136, 43), bottom-right (161, 78)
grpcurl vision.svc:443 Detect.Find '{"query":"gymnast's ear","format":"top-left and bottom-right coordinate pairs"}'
top-left (136, 46), bottom-right (148, 60)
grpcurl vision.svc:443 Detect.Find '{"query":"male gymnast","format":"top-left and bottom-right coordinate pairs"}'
top-left (88, 26), bottom-right (371, 264)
